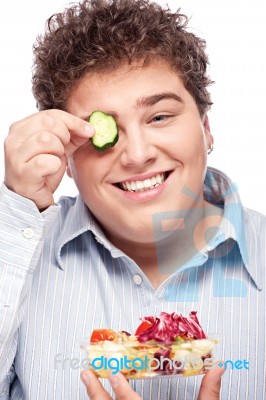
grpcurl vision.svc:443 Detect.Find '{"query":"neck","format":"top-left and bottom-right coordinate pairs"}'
top-left (106, 201), bottom-right (223, 289)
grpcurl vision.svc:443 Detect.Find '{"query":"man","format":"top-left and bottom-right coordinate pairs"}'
top-left (0, 0), bottom-right (265, 399)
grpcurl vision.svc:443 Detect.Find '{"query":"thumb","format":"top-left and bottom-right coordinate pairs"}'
top-left (198, 362), bottom-right (225, 400)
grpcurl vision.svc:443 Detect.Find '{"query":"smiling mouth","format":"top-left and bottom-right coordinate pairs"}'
top-left (116, 171), bottom-right (172, 192)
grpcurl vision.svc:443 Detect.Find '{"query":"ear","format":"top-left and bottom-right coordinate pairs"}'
top-left (203, 115), bottom-right (213, 146)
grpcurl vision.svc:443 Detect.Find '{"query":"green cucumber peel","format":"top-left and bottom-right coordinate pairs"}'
top-left (89, 111), bottom-right (119, 152)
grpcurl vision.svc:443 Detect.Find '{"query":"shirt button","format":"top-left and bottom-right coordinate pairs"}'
top-left (133, 274), bottom-right (143, 285)
top-left (23, 228), bottom-right (34, 239)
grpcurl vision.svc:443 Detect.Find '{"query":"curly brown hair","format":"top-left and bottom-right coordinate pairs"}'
top-left (32, 0), bottom-right (213, 116)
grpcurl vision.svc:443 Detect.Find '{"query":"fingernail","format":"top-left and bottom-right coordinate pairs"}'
top-left (80, 371), bottom-right (90, 385)
top-left (109, 374), bottom-right (119, 388)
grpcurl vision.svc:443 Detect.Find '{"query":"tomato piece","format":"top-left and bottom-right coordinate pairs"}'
top-left (135, 321), bottom-right (153, 335)
top-left (90, 329), bottom-right (117, 343)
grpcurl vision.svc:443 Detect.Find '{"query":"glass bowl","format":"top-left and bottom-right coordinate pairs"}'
top-left (80, 337), bottom-right (219, 379)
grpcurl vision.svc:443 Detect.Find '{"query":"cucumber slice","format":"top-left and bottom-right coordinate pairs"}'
top-left (89, 111), bottom-right (119, 152)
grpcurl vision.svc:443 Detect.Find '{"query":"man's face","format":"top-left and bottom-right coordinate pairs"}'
top-left (67, 60), bottom-right (212, 245)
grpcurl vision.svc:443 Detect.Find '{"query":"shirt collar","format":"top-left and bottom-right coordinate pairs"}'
top-left (55, 167), bottom-right (263, 289)
top-left (203, 167), bottom-right (246, 253)
top-left (55, 195), bottom-right (113, 269)
top-left (204, 167), bottom-right (262, 290)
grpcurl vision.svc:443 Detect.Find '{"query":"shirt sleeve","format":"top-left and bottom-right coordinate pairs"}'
top-left (0, 183), bottom-right (60, 395)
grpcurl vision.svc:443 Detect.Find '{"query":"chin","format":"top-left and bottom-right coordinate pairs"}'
top-left (115, 224), bottom-right (155, 244)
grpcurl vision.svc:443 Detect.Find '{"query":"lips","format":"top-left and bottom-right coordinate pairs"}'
top-left (116, 171), bottom-right (171, 192)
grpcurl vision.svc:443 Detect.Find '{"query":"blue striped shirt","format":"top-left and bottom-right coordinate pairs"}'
top-left (0, 167), bottom-right (265, 399)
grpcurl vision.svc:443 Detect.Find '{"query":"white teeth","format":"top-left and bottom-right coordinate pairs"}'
top-left (120, 173), bottom-right (166, 192)
top-left (151, 176), bottom-right (157, 185)
top-left (136, 181), bottom-right (143, 190)
top-left (156, 174), bottom-right (163, 184)
top-left (131, 181), bottom-right (136, 190)
top-left (143, 179), bottom-right (151, 188)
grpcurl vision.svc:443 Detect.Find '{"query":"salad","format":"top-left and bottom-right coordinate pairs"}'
top-left (81, 311), bottom-right (219, 378)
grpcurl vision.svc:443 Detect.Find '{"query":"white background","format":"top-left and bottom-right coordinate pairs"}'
top-left (0, 0), bottom-right (265, 213)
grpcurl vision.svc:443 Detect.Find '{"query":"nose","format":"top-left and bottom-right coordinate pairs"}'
top-left (120, 124), bottom-right (157, 168)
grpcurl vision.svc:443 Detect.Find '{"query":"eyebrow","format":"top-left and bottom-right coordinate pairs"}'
top-left (82, 92), bottom-right (183, 121)
top-left (136, 92), bottom-right (184, 108)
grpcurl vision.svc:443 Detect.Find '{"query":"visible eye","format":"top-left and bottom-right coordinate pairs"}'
top-left (150, 114), bottom-right (170, 123)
